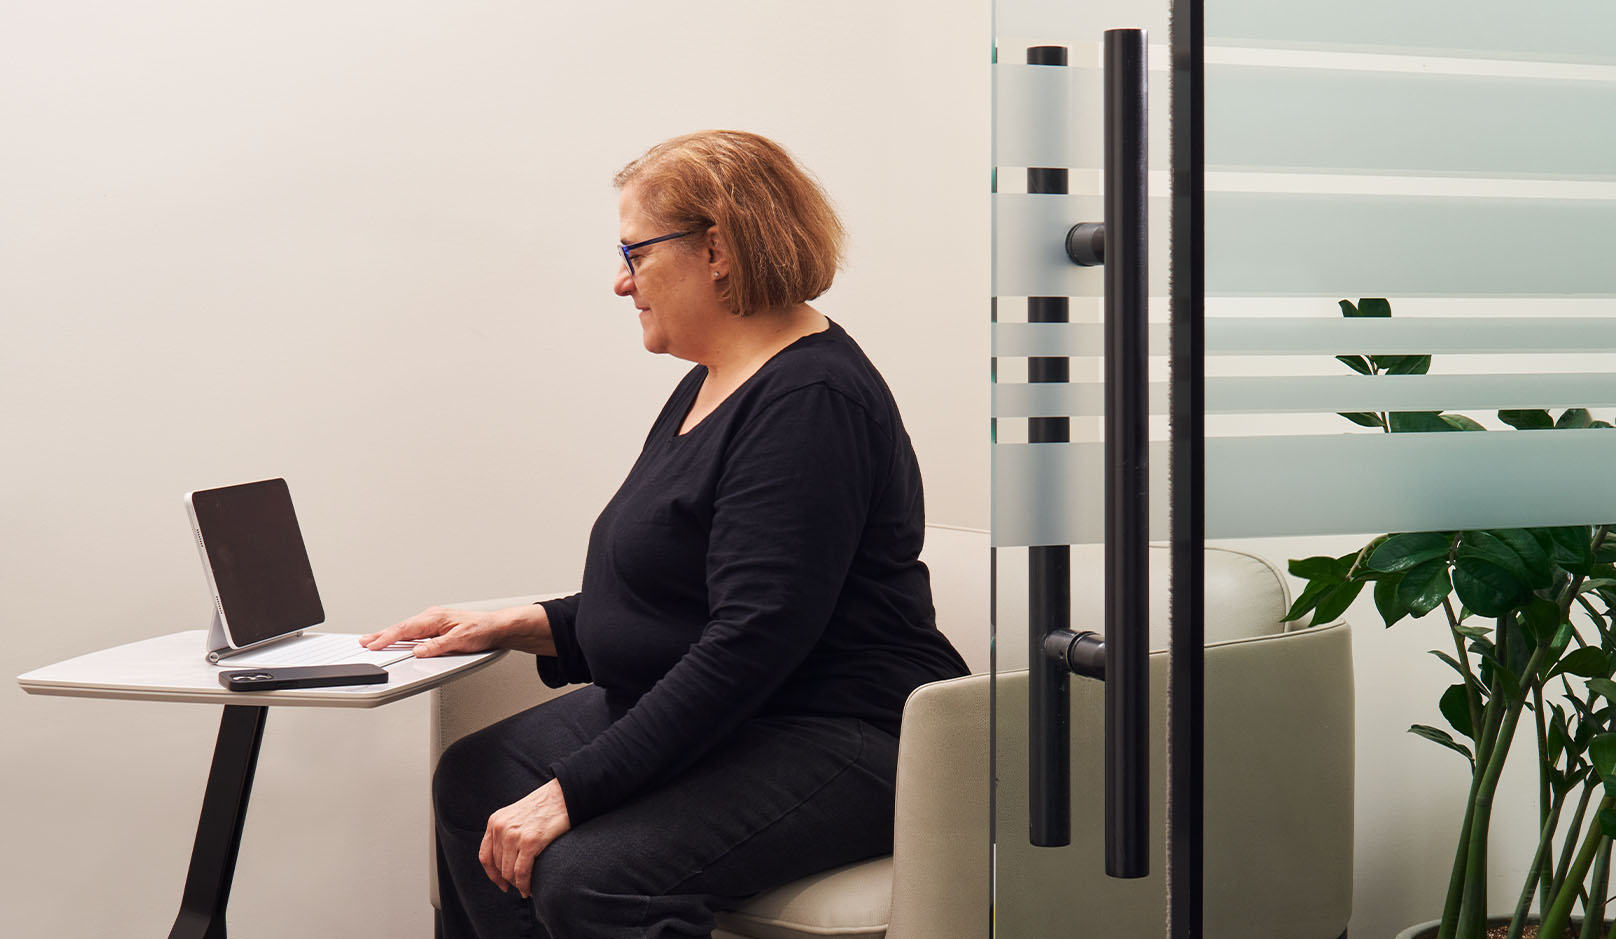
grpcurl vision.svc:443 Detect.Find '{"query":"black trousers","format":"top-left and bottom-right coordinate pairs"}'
top-left (434, 684), bottom-right (899, 939)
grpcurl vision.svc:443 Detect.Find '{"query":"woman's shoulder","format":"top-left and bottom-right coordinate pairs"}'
top-left (754, 320), bottom-right (888, 403)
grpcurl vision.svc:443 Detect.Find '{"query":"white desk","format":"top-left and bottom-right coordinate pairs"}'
top-left (18, 631), bottom-right (505, 939)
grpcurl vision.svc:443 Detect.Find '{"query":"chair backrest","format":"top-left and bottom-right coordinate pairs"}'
top-left (885, 529), bottom-right (1353, 939)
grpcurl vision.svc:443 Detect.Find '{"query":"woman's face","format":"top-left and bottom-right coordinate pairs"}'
top-left (614, 184), bottom-right (726, 361)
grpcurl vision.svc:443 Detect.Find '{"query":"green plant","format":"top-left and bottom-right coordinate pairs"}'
top-left (1287, 299), bottom-right (1616, 939)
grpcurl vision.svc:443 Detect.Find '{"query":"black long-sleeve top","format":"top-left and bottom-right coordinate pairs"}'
top-left (536, 320), bottom-right (968, 824)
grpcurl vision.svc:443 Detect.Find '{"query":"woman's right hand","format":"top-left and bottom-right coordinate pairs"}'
top-left (360, 604), bottom-right (555, 658)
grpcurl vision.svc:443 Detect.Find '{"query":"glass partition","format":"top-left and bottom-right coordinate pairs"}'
top-left (991, 0), bottom-right (1615, 935)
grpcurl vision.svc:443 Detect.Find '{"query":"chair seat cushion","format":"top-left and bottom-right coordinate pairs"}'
top-left (715, 856), bottom-right (892, 939)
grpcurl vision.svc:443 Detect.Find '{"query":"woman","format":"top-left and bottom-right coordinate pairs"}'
top-left (361, 130), bottom-right (968, 939)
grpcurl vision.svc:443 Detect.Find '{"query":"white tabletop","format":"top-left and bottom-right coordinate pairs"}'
top-left (17, 630), bottom-right (505, 708)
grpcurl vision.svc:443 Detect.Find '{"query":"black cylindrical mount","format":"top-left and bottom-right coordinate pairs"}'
top-left (1043, 628), bottom-right (1106, 679)
top-left (1103, 26), bottom-right (1150, 882)
top-left (1066, 222), bottom-right (1105, 266)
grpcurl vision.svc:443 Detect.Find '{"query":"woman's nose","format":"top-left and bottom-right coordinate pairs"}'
top-left (613, 263), bottom-right (634, 297)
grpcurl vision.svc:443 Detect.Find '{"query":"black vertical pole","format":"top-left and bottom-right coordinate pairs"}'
top-left (169, 705), bottom-right (268, 939)
top-left (1103, 28), bottom-right (1150, 880)
top-left (1169, 0), bottom-right (1207, 933)
top-left (1026, 43), bottom-right (1073, 849)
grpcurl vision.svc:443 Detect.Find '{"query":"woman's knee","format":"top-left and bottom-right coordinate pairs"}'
top-left (530, 833), bottom-right (622, 931)
top-left (434, 728), bottom-right (524, 833)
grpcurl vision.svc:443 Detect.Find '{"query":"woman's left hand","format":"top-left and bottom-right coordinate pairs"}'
top-left (480, 779), bottom-right (572, 898)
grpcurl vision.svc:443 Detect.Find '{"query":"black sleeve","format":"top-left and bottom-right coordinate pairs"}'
top-left (534, 594), bottom-right (591, 688)
top-left (548, 383), bottom-right (883, 823)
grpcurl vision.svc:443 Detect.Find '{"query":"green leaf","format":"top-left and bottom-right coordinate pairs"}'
top-left (1355, 298), bottom-right (1392, 318)
top-left (1440, 683), bottom-right (1475, 739)
top-left (1499, 409), bottom-right (1554, 430)
top-left (1545, 526), bottom-right (1596, 574)
top-left (1428, 649), bottom-right (1475, 687)
top-left (1517, 599), bottom-right (1563, 649)
top-left (1440, 413), bottom-right (1487, 432)
top-left (1492, 529), bottom-right (1554, 590)
top-left (1283, 577), bottom-right (1333, 623)
top-left (1374, 355), bottom-right (1433, 375)
top-left (1375, 575), bottom-right (1408, 627)
top-left (1453, 555), bottom-right (1530, 617)
top-left (1585, 678), bottom-right (1616, 701)
top-left (1459, 530), bottom-right (1533, 583)
top-left (1600, 805), bottom-right (1616, 836)
top-left (1397, 558), bottom-right (1453, 617)
top-left (1389, 411), bottom-right (1462, 433)
top-left (1312, 580), bottom-right (1367, 626)
top-left (1453, 623), bottom-right (1491, 640)
top-left (1369, 532), bottom-right (1453, 573)
top-left (1339, 411), bottom-right (1387, 428)
top-left (1590, 733), bottom-right (1616, 780)
top-left (1408, 724), bottom-right (1474, 768)
top-left (1550, 620), bottom-right (1575, 660)
top-left (1338, 299), bottom-right (1359, 317)
top-left (1289, 555), bottom-right (1349, 581)
top-left (1556, 408), bottom-right (1594, 429)
top-left (1335, 355), bottom-right (1373, 375)
top-left (1550, 647), bottom-right (1610, 681)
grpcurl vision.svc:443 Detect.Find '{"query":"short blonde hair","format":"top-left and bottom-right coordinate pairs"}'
top-left (615, 131), bottom-right (844, 316)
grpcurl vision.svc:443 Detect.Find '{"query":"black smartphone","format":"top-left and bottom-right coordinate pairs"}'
top-left (219, 663), bottom-right (389, 691)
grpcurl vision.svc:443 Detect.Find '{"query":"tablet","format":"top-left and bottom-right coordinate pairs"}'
top-left (185, 478), bottom-right (325, 652)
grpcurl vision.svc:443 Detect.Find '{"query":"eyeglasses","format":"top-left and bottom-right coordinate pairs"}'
top-left (618, 231), bottom-right (693, 277)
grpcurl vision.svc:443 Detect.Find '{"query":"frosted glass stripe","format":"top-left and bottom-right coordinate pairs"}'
top-left (994, 194), bottom-right (1168, 297)
top-left (993, 441), bottom-right (1169, 546)
top-left (1204, 318), bottom-right (1616, 355)
top-left (993, 432), bottom-right (1616, 545)
top-left (1206, 193), bottom-right (1616, 297)
top-left (993, 319), bottom-right (1616, 358)
top-left (994, 64), bottom-right (1171, 172)
top-left (1206, 0), bottom-right (1616, 65)
top-left (995, 382), bottom-right (1130, 418)
top-left (1207, 431), bottom-right (1616, 538)
top-left (993, 322), bottom-right (1168, 357)
top-left (993, 373), bottom-right (1616, 418)
top-left (995, 63), bottom-right (1081, 169)
top-left (1208, 67), bottom-right (1616, 178)
top-left (1209, 373), bottom-right (1616, 414)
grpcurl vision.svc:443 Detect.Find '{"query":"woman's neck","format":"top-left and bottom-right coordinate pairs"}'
top-left (700, 304), bottom-right (827, 386)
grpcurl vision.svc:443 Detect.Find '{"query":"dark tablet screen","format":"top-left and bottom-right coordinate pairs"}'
top-left (188, 478), bottom-right (325, 647)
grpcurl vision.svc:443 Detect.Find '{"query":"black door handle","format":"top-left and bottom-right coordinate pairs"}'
top-left (1031, 27), bottom-right (1149, 881)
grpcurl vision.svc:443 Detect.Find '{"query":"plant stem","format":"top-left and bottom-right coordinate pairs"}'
top-left (1447, 596), bottom-right (1484, 744)
top-left (1557, 783), bottom-right (1600, 909)
top-left (1439, 782), bottom-right (1482, 939)
top-left (1543, 795), bottom-right (1615, 939)
top-left (1580, 839), bottom-right (1612, 939)
top-left (1511, 789), bottom-right (1571, 939)
top-left (1459, 636), bottom-right (1547, 939)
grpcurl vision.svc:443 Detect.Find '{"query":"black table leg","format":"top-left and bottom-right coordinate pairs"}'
top-left (169, 705), bottom-right (268, 939)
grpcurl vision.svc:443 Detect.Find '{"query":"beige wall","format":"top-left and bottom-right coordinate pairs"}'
top-left (0, 2), bottom-right (1559, 939)
top-left (2, 3), bottom-right (985, 936)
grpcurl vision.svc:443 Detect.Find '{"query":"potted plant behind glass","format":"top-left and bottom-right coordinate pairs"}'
top-left (1285, 300), bottom-right (1616, 939)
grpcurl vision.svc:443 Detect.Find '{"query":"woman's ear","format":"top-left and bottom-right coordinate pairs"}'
top-left (705, 225), bottom-right (729, 279)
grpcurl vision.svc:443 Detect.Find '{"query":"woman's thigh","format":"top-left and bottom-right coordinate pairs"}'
top-left (533, 715), bottom-right (899, 919)
top-left (434, 684), bottom-right (616, 833)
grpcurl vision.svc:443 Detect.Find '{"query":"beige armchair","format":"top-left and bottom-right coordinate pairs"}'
top-left (430, 527), bottom-right (1353, 938)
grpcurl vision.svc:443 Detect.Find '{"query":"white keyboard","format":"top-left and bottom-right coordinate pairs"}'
top-left (218, 633), bottom-right (421, 668)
